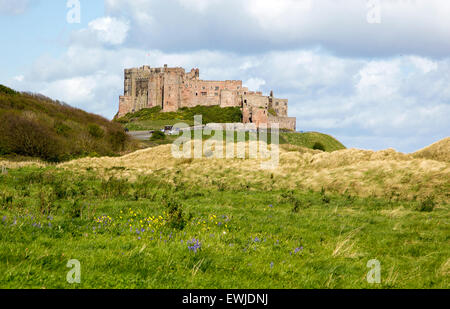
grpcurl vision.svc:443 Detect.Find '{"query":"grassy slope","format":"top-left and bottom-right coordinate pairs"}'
top-left (118, 106), bottom-right (346, 152)
top-left (0, 85), bottom-right (136, 162)
top-left (116, 106), bottom-right (242, 130)
top-left (0, 166), bottom-right (448, 288)
top-left (413, 137), bottom-right (450, 163)
top-left (280, 132), bottom-right (346, 152)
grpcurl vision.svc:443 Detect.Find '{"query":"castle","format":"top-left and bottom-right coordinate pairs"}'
top-left (118, 65), bottom-right (296, 130)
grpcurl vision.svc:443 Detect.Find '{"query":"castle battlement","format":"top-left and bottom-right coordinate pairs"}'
top-left (117, 65), bottom-right (296, 131)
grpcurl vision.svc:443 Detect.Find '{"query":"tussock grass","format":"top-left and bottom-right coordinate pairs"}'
top-left (59, 141), bottom-right (449, 202)
top-left (413, 137), bottom-right (450, 163)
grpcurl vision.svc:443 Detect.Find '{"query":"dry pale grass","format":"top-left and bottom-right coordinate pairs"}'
top-left (0, 159), bottom-right (46, 169)
top-left (439, 258), bottom-right (450, 276)
top-left (413, 137), bottom-right (450, 163)
top-left (332, 227), bottom-right (363, 258)
top-left (56, 139), bottom-right (450, 202)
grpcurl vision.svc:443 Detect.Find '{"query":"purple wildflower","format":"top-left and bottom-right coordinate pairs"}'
top-left (187, 238), bottom-right (201, 253)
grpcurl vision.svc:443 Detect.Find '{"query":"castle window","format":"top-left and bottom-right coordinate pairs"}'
top-left (202, 86), bottom-right (205, 90)
top-left (215, 86), bottom-right (219, 91)
top-left (215, 92), bottom-right (218, 96)
top-left (201, 92), bottom-right (207, 96)
top-left (196, 92), bottom-right (198, 96)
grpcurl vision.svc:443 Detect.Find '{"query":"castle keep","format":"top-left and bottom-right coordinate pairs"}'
top-left (118, 65), bottom-right (296, 130)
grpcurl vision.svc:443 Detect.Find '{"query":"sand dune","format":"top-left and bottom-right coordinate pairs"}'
top-left (413, 137), bottom-right (450, 163)
top-left (58, 139), bottom-right (450, 202)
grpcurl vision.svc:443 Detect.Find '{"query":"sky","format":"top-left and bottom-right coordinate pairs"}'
top-left (0, 0), bottom-right (449, 153)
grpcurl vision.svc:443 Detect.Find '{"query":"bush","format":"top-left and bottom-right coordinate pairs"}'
top-left (108, 128), bottom-right (128, 151)
top-left (313, 142), bottom-right (326, 151)
top-left (150, 130), bottom-right (166, 141)
top-left (0, 84), bottom-right (18, 96)
top-left (88, 124), bottom-right (105, 139)
top-left (54, 121), bottom-right (72, 137)
top-left (0, 87), bottom-right (136, 161)
top-left (416, 196), bottom-right (436, 212)
top-left (164, 197), bottom-right (187, 230)
top-left (0, 112), bottom-right (63, 161)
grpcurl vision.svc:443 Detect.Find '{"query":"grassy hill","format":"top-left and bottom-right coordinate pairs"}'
top-left (280, 131), bottom-right (346, 152)
top-left (0, 85), bottom-right (137, 162)
top-left (115, 106), bottom-right (242, 130)
top-left (116, 105), bottom-right (346, 152)
top-left (412, 137), bottom-right (449, 163)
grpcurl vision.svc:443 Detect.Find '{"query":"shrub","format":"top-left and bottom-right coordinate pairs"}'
top-left (108, 128), bottom-right (128, 151)
top-left (0, 112), bottom-right (63, 161)
top-left (54, 121), bottom-right (72, 137)
top-left (416, 196), bottom-right (436, 212)
top-left (164, 196), bottom-right (187, 230)
top-left (313, 142), bottom-right (326, 151)
top-left (0, 84), bottom-right (17, 96)
top-left (150, 130), bottom-right (166, 141)
top-left (88, 124), bottom-right (105, 139)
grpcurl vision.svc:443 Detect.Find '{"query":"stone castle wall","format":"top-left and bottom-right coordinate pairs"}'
top-left (117, 65), bottom-right (296, 131)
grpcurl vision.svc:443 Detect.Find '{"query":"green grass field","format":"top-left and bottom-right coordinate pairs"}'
top-left (0, 166), bottom-right (448, 289)
top-left (139, 130), bottom-right (346, 153)
top-left (280, 132), bottom-right (346, 152)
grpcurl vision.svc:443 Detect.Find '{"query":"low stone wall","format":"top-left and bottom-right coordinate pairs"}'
top-left (268, 115), bottom-right (296, 131)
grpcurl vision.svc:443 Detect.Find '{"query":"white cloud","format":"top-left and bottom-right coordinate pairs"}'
top-left (88, 17), bottom-right (130, 45)
top-left (13, 75), bottom-right (24, 82)
top-left (0, 0), bottom-right (30, 15)
top-left (243, 78), bottom-right (266, 91)
top-left (104, 0), bottom-right (450, 57)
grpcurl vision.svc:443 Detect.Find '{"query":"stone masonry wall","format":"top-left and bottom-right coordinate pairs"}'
top-left (117, 65), bottom-right (296, 131)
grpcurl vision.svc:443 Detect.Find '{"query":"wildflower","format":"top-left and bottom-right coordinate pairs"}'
top-left (2, 216), bottom-right (6, 222)
top-left (269, 204), bottom-right (273, 208)
top-left (270, 262), bottom-right (274, 268)
top-left (254, 237), bottom-right (260, 242)
top-left (293, 246), bottom-right (304, 255)
top-left (187, 238), bottom-right (201, 253)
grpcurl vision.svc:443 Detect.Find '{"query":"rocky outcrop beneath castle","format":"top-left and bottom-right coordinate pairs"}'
top-left (117, 65), bottom-right (296, 131)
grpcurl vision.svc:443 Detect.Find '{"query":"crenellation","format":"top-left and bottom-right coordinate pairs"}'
top-left (117, 65), bottom-right (296, 130)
